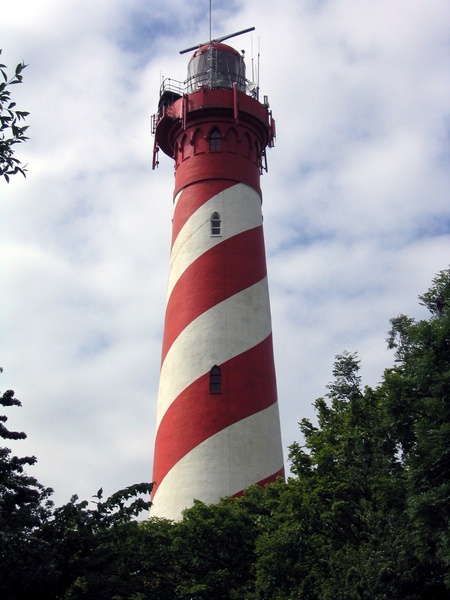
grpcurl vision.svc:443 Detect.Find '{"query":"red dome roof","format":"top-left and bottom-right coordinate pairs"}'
top-left (190, 41), bottom-right (240, 60)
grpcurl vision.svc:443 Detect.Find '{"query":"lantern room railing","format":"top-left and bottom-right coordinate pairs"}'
top-left (158, 72), bottom-right (258, 103)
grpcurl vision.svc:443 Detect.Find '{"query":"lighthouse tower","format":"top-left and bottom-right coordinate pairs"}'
top-left (151, 32), bottom-right (284, 520)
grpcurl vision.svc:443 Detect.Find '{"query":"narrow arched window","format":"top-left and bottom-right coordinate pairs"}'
top-left (180, 133), bottom-right (189, 160)
top-left (210, 365), bottom-right (222, 393)
top-left (227, 127), bottom-right (238, 153)
top-left (193, 127), bottom-right (205, 154)
top-left (209, 128), bottom-right (221, 152)
top-left (210, 211), bottom-right (221, 236)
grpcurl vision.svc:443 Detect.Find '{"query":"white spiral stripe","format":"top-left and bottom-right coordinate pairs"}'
top-left (167, 183), bottom-right (262, 302)
top-left (151, 403), bottom-right (284, 521)
top-left (156, 277), bottom-right (272, 430)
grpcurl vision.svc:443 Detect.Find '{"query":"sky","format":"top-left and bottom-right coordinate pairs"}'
top-left (1, 0), bottom-right (449, 509)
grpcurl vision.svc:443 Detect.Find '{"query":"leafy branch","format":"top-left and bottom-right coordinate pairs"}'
top-left (0, 49), bottom-right (29, 183)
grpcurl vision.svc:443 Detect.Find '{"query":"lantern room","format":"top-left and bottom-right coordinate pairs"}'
top-left (186, 42), bottom-right (246, 94)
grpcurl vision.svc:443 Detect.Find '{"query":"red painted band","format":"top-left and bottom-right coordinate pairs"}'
top-left (174, 151), bottom-right (261, 197)
top-left (232, 467), bottom-right (286, 497)
top-left (172, 180), bottom-right (236, 247)
top-left (153, 334), bottom-right (277, 488)
top-left (161, 226), bottom-right (268, 363)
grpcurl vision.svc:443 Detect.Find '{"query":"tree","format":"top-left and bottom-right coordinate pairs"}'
top-left (172, 499), bottom-right (259, 599)
top-left (248, 347), bottom-right (447, 599)
top-left (38, 483), bottom-right (155, 599)
top-left (385, 268), bottom-right (450, 589)
top-left (0, 50), bottom-right (29, 182)
top-left (0, 377), bottom-right (55, 599)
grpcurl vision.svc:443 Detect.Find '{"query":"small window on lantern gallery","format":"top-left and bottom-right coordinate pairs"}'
top-left (210, 212), bottom-right (221, 236)
top-left (209, 129), bottom-right (221, 152)
top-left (210, 365), bottom-right (222, 393)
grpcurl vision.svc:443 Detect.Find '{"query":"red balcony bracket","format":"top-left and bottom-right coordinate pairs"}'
top-left (152, 138), bottom-right (160, 170)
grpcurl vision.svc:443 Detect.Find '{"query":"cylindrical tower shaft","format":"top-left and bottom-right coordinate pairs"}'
top-left (152, 42), bottom-right (284, 520)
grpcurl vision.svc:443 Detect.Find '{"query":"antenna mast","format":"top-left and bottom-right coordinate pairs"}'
top-left (251, 36), bottom-right (254, 82)
top-left (209, 0), bottom-right (212, 41)
top-left (257, 36), bottom-right (260, 100)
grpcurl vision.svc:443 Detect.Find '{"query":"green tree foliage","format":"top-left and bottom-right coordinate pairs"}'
top-left (385, 268), bottom-right (450, 587)
top-left (245, 353), bottom-right (415, 599)
top-left (0, 50), bottom-right (29, 182)
top-left (38, 483), bottom-right (155, 599)
top-left (0, 379), bottom-right (54, 599)
top-left (173, 499), bottom-right (259, 599)
top-left (247, 269), bottom-right (450, 599)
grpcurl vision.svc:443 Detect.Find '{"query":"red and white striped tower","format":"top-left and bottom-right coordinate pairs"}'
top-left (151, 36), bottom-right (284, 520)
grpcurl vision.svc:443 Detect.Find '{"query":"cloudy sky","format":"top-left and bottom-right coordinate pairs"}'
top-left (1, 0), bottom-right (449, 509)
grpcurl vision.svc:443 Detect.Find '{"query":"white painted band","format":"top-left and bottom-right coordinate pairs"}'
top-left (151, 402), bottom-right (284, 521)
top-left (167, 183), bottom-right (262, 303)
top-left (156, 277), bottom-right (272, 430)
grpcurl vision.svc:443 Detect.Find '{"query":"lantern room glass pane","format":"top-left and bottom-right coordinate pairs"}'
top-left (187, 46), bottom-right (246, 93)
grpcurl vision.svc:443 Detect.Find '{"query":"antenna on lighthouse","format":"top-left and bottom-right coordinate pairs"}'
top-left (179, 26), bottom-right (255, 54)
top-left (209, 0), bottom-right (212, 42)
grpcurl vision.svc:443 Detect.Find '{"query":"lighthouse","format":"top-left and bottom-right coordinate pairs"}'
top-left (151, 30), bottom-right (285, 520)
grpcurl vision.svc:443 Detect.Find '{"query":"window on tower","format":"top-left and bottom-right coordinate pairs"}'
top-left (180, 133), bottom-right (188, 160)
top-left (227, 127), bottom-right (238, 153)
top-left (210, 365), bottom-right (222, 393)
top-left (193, 127), bottom-right (205, 154)
top-left (210, 212), bottom-right (221, 236)
top-left (209, 128), bottom-right (221, 152)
